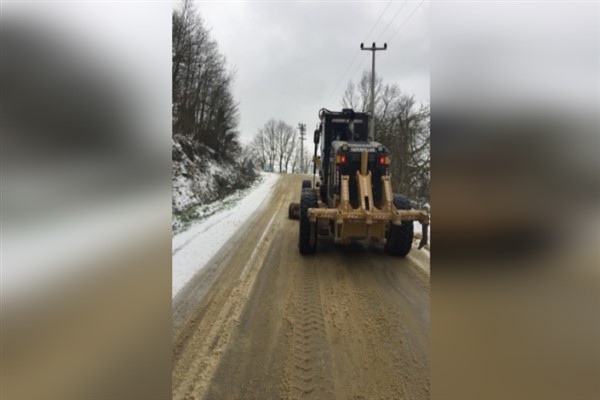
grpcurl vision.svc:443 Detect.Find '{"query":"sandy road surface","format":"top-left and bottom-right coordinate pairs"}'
top-left (172, 174), bottom-right (430, 400)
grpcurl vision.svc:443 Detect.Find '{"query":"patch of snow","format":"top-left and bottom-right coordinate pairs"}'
top-left (414, 221), bottom-right (431, 240)
top-left (413, 221), bottom-right (431, 257)
top-left (414, 221), bottom-right (422, 234)
top-left (172, 173), bottom-right (279, 298)
top-left (172, 173), bottom-right (196, 212)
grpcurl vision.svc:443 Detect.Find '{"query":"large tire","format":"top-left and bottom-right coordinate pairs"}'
top-left (302, 179), bottom-right (312, 189)
top-left (299, 190), bottom-right (318, 255)
top-left (385, 194), bottom-right (414, 257)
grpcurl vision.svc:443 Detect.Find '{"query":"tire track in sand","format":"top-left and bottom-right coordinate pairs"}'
top-left (285, 265), bottom-right (334, 400)
top-left (172, 188), bottom-right (287, 400)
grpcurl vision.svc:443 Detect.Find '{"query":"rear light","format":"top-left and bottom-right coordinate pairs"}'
top-left (378, 155), bottom-right (385, 165)
top-left (379, 155), bottom-right (390, 165)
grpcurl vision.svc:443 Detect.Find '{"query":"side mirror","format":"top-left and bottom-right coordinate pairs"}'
top-left (313, 129), bottom-right (320, 144)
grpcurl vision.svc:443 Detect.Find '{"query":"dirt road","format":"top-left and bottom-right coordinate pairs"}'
top-left (172, 174), bottom-right (430, 400)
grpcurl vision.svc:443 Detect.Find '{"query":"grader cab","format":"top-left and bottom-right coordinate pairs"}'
top-left (290, 108), bottom-right (429, 256)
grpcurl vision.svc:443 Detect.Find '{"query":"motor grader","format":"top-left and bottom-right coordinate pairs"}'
top-left (289, 108), bottom-right (429, 256)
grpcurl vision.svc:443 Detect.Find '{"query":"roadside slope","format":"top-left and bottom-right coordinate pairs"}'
top-left (172, 173), bottom-right (280, 298)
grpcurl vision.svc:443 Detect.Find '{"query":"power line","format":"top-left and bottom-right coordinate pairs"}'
top-left (363, 0), bottom-right (393, 42)
top-left (326, 52), bottom-right (361, 106)
top-left (346, 54), bottom-right (369, 97)
top-left (387, 0), bottom-right (426, 42)
top-left (326, 0), bottom-right (393, 106)
top-left (375, 0), bottom-right (409, 43)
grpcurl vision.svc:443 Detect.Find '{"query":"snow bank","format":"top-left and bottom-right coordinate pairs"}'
top-left (172, 173), bottom-right (279, 298)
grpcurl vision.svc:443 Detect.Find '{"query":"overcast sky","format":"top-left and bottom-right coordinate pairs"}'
top-left (192, 1), bottom-right (429, 143)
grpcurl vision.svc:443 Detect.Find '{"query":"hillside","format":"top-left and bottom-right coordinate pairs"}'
top-left (172, 133), bottom-right (257, 233)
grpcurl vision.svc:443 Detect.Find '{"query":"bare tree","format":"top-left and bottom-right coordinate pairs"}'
top-left (172, 0), bottom-right (241, 160)
top-left (341, 72), bottom-right (430, 202)
top-left (342, 71), bottom-right (382, 114)
top-left (291, 146), bottom-right (311, 174)
top-left (342, 81), bottom-right (359, 110)
top-left (277, 122), bottom-right (296, 173)
top-left (251, 119), bottom-right (302, 173)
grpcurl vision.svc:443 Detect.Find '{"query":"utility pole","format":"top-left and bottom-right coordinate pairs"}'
top-left (360, 42), bottom-right (387, 141)
top-left (298, 123), bottom-right (306, 173)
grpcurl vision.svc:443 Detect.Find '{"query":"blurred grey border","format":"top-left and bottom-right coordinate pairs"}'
top-left (2, 1), bottom-right (172, 399)
top-left (431, 1), bottom-right (599, 399)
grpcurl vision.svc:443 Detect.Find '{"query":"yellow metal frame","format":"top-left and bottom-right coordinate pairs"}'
top-left (308, 152), bottom-right (429, 245)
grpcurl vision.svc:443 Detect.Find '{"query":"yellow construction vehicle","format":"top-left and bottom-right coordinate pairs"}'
top-left (290, 108), bottom-right (429, 256)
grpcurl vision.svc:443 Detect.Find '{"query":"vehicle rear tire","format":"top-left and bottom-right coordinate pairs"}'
top-left (385, 194), bottom-right (414, 257)
top-left (302, 179), bottom-right (312, 189)
top-left (299, 190), bottom-right (318, 255)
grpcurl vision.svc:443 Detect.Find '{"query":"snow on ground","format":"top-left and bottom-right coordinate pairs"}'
top-left (414, 221), bottom-right (432, 239)
top-left (414, 221), bottom-right (423, 235)
top-left (172, 172), bottom-right (280, 298)
top-left (413, 221), bottom-right (431, 256)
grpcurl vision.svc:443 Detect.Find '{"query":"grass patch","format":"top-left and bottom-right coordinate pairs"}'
top-left (172, 174), bottom-right (263, 235)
